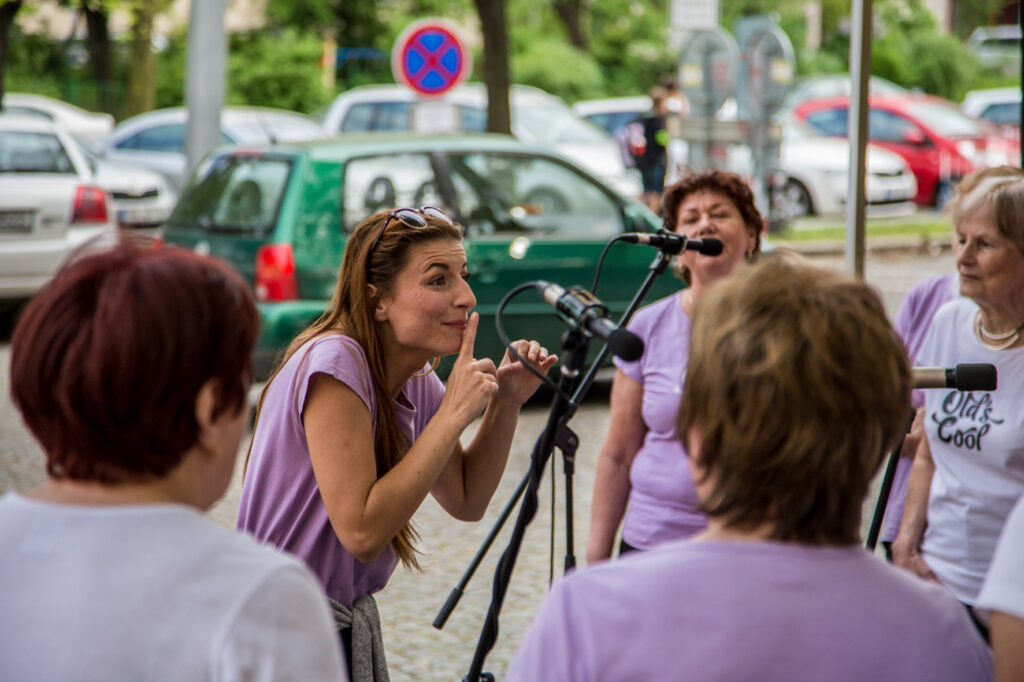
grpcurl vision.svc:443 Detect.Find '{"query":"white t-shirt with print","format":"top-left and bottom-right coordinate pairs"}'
top-left (0, 493), bottom-right (348, 682)
top-left (918, 298), bottom-right (1024, 604)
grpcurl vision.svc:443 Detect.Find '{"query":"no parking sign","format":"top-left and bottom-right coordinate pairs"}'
top-left (392, 19), bottom-right (471, 97)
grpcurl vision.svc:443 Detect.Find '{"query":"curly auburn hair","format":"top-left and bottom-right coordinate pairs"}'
top-left (661, 169), bottom-right (764, 251)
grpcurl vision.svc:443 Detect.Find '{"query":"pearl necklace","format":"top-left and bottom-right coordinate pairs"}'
top-left (974, 312), bottom-right (1023, 350)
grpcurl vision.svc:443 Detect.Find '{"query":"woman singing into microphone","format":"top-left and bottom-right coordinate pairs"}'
top-left (586, 170), bottom-right (763, 562)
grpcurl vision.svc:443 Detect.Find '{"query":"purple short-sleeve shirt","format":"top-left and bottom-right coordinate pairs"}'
top-left (613, 292), bottom-right (706, 548)
top-left (237, 335), bottom-right (445, 607)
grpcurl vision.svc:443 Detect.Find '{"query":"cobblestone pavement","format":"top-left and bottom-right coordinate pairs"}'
top-left (0, 248), bottom-right (956, 681)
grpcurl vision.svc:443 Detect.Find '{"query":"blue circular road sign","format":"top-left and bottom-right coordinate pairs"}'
top-left (392, 20), bottom-right (471, 97)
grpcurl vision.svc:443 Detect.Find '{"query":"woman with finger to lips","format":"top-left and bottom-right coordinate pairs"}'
top-left (893, 175), bottom-right (1024, 642)
top-left (237, 207), bottom-right (556, 677)
top-left (586, 170), bottom-right (763, 564)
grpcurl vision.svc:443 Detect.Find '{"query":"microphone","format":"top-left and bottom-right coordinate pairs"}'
top-left (535, 282), bottom-right (644, 361)
top-left (912, 364), bottom-right (997, 391)
top-left (620, 231), bottom-right (724, 256)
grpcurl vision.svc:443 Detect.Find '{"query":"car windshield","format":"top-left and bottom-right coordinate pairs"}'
top-left (906, 102), bottom-right (983, 137)
top-left (513, 102), bottom-right (609, 144)
top-left (0, 130), bottom-right (75, 173)
top-left (167, 154), bottom-right (292, 234)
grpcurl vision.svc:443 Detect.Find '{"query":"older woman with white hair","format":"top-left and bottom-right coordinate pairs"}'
top-left (894, 174), bottom-right (1024, 640)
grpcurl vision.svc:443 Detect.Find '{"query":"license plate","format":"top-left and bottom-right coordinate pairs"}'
top-left (0, 210), bottom-right (34, 233)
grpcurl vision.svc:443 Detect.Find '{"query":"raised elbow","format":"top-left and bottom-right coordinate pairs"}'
top-left (337, 528), bottom-right (390, 564)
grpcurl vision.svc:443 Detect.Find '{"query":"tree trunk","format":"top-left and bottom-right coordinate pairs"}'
top-left (81, 1), bottom-right (114, 114)
top-left (473, 0), bottom-right (512, 135)
top-left (554, 0), bottom-right (587, 50)
top-left (125, 3), bottom-right (155, 118)
top-left (0, 0), bottom-right (23, 110)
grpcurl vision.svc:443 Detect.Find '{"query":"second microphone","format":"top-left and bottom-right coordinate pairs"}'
top-left (535, 282), bottom-right (644, 361)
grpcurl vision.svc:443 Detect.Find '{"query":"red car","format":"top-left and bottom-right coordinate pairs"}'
top-left (794, 94), bottom-right (1018, 206)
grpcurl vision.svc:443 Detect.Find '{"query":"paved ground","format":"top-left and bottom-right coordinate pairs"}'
top-left (0, 246), bottom-right (957, 681)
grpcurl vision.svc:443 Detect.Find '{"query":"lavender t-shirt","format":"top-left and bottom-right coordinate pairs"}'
top-left (237, 335), bottom-right (445, 607)
top-left (613, 292), bottom-right (706, 549)
top-left (507, 540), bottom-right (992, 681)
top-left (882, 273), bottom-right (958, 543)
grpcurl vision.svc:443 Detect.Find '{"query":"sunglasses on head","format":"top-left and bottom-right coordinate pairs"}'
top-left (365, 206), bottom-right (455, 281)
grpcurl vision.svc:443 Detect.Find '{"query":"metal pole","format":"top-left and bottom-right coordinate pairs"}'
top-left (185, 0), bottom-right (227, 180)
top-left (845, 0), bottom-right (872, 278)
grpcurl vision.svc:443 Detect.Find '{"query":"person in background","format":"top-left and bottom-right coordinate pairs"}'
top-left (237, 207), bottom-right (555, 678)
top-left (0, 243), bottom-right (347, 681)
top-left (879, 166), bottom-right (1024, 560)
top-left (977, 494), bottom-right (1024, 682)
top-left (636, 86), bottom-right (670, 213)
top-left (893, 174), bottom-right (1024, 641)
top-left (585, 170), bottom-right (761, 564)
top-left (507, 259), bottom-right (992, 682)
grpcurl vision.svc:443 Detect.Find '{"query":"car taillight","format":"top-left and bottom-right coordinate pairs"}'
top-left (255, 244), bottom-right (298, 302)
top-left (71, 186), bottom-right (109, 223)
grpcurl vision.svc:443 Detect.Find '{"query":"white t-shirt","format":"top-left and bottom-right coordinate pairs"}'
top-left (0, 493), bottom-right (347, 682)
top-left (918, 298), bottom-right (1024, 603)
top-left (977, 494), bottom-right (1024, 619)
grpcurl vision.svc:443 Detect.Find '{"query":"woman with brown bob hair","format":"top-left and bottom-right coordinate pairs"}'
top-left (237, 207), bottom-right (554, 675)
top-left (586, 169), bottom-right (762, 563)
top-left (0, 243), bottom-right (346, 681)
top-left (508, 259), bottom-right (991, 681)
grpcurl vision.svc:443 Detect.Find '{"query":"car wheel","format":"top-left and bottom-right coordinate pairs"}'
top-left (413, 180), bottom-right (442, 207)
top-left (782, 179), bottom-right (814, 218)
top-left (364, 176), bottom-right (396, 213)
top-left (524, 187), bottom-right (569, 213)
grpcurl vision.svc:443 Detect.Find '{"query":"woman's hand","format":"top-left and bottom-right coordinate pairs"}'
top-left (495, 339), bottom-right (557, 406)
top-left (892, 538), bottom-right (939, 582)
top-left (439, 312), bottom-right (500, 429)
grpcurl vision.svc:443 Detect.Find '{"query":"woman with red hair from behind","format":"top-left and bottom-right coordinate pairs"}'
top-left (0, 243), bottom-right (347, 682)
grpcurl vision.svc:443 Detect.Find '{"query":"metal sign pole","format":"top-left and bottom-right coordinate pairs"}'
top-left (845, 0), bottom-right (872, 279)
top-left (184, 0), bottom-right (226, 180)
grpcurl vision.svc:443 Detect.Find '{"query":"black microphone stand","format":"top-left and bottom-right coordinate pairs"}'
top-left (433, 248), bottom-right (675, 633)
top-left (865, 409), bottom-right (916, 553)
top-left (462, 326), bottom-right (589, 682)
top-left (449, 250), bottom-right (676, 681)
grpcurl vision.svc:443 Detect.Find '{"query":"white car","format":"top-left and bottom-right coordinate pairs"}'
top-left (74, 139), bottom-right (178, 231)
top-left (103, 106), bottom-right (327, 192)
top-left (775, 116), bottom-right (917, 218)
top-left (961, 87), bottom-right (1021, 128)
top-left (574, 96), bottom-right (917, 218)
top-left (321, 83), bottom-right (642, 198)
top-left (0, 114), bottom-right (117, 302)
top-left (2, 93), bottom-right (115, 147)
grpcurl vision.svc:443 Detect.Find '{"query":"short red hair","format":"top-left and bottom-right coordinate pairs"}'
top-left (10, 243), bottom-right (258, 483)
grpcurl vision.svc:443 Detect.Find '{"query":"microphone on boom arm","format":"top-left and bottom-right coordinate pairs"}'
top-left (620, 230), bottom-right (724, 256)
top-left (535, 281), bottom-right (644, 361)
top-left (912, 363), bottom-right (997, 391)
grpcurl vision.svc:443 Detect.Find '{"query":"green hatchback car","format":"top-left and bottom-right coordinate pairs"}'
top-left (162, 133), bottom-right (679, 378)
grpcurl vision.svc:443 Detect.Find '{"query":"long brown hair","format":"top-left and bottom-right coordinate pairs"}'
top-left (248, 210), bottom-right (464, 568)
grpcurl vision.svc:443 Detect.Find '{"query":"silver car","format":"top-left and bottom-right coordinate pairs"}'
top-left (102, 106), bottom-right (327, 192)
top-left (0, 114), bottom-right (117, 302)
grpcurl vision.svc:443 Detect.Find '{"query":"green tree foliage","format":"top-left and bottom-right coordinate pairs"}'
top-left (153, 28), bottom-right (330, 115)
top-left (586, 0), bottom-right (675, 98)
top-left (872, 0), bottom-right (981, 100)
top-left (226, 29), bottom-right (330, 113)
top-left (513, 38), bottom-right (603, 101)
